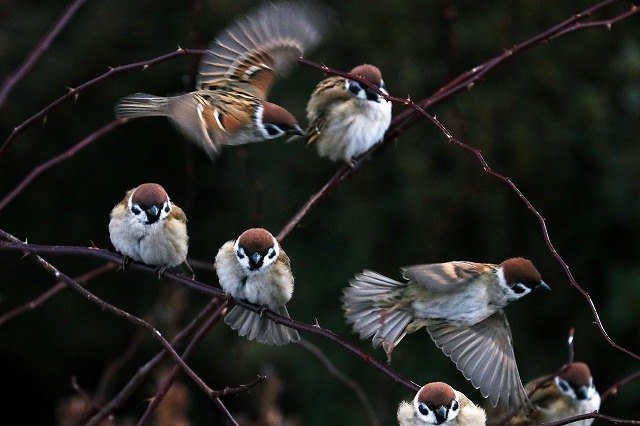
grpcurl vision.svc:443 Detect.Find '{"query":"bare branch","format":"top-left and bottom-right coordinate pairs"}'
top-left (0, 0), bottom-right (89, 106)
top-left (0, 262), bottom-right (116, 327)
top-left (0, 119), bottom-right (124, 212)
top-left (86, 298), bottom-right (225, 426)
top-left (0, 237), bottom-right (419, 392)
top-left (297, 338), bottom-right (381, 426)
top-left (0, 48), bottom-right (207, 159)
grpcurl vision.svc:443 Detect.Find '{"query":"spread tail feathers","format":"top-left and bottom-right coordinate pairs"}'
top-left (114, 93), bottom-right (169, 119)
top-left (342, 270), bottom-right (413, 353)
top-left (225, 305), bottom-right (299, 345)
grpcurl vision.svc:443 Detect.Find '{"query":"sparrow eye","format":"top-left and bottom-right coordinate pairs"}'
top-left (267, 248), bottom-right (276, 259)
top-left (511, 283), bottom-right (528, 294)
top-left (264, 124), bottom-right (283, 137)
top-left (131, 206), bottom-right (141, 215)
top-left (417, 402), bottom-right (429, 416)
top-left (347, 81), bottom-right (363, 96)
top-left (451, 400), bottom-right (459, 411)
top-left (557, 378), bottom-right (572, 394)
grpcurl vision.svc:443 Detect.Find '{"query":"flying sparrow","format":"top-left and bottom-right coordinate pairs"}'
top-left (214, 228), bottom-right (299, 345)
top-left (109, 183), bottom-right (191, 277)
top-left (492, 362), bottom-right (600, 426)
top-left (342, 257), bottom-right (550, 412)
top-left (305, 63), bottom-right (392, 163)
top-left (115, 1), bottom-right (333, 159)
top-left (397, 382), bottom-right (486, 426)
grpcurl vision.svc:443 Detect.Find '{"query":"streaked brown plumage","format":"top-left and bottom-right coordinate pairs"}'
top-left (115, 1), bottom-right (333, 158)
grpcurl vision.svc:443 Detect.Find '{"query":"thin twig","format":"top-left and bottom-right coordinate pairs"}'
top-left (136, 299), bottom-right (230, 426)
top-left (0, 238), bottom-right (419, 391)
top-left (297, 338), bottom-right (381, 426)
top-left (0, 230), bottom-right (223, 403)
top-left (0, 48), bottom-right (207, 159)
top-left (0, 0), bottom-right (89, 106)
top-left (0, 262), bottom-right (116, 327)
top-left (601, 369), bottom-right (640, 402)
top-left (86, 298), bottom-right (225, 426)
top-left (0, 119), bottom-right (124, 212)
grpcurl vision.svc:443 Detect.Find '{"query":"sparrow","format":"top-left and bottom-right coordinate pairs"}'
top-left (214, 228), bottom-right (299, 345)
top-left (115, 1), bottom-right (333, 159)
top-left (397, 382), bottom-right (487, 426)
top-left (108, 183), bottom-right (191, 277)
top-left (342, 257), bottom-right (550, 412)
top-left (492, 362), bottom-right (600, 426)
top-left (305, 63), bottom-right (392, 163)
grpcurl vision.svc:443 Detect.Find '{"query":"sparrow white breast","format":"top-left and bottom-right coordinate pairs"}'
top-left (306, 63), bottom-right (392, 162)
top-left (214, 228), bottom-right (299, 345)
top-left (108, 183), bottom-right (189, 275)
top-left (115, 1), bottom-right (334, 159)
top-left (397, 382), bottom-right (486, 426)
top-left (342, 257), bottom-right (550, 412)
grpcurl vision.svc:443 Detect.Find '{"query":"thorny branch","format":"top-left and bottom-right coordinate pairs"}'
top-left (0, 0), bottom-right (639, 424)
top-left (0, 48), bottom-right (207, 159)
top-left (0, 0), bottom-right (89, 106)
top-left (0, 237), bottom-right (420, 392)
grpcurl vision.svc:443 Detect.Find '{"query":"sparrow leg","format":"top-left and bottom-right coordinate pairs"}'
top-left (181, 260), bottom-right (196, 279)
top-left (155, 265), bottom-right (167, 280)
top-left (119, 255), bottom-right (132, 271)
top-left (385, 331), bottom-right (407, 364)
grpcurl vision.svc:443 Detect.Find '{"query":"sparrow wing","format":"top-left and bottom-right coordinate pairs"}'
top-left (425, 310), bottom-right (531, 412)
top-left (305, 77), bottom-right (352, 144)
top-left (197, 1), bottom-right (333, 98)
top-left (401, 261), bottom-right (497, 293)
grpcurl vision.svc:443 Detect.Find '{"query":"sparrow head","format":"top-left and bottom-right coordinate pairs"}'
top-left (555, 362), bottom-right (597, 401)
top-left (345, 64), bottom-right (388, 102)
top-left (233, 228), bottom-right (280, 272)
top-left (499, 257), bottom-right (550, 299)
top-left (413, 382), bottom-right (460, 424)
top-left (128, 183), bottom-right (172, 225)
top-left (256, 102), bottom-right (304, 139)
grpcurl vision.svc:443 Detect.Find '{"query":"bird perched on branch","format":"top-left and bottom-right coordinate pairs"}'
top-left (342, 257), bottom-right (550, 412)
top-left (108, 183), bottom-right (191, 277)
top-left (214, 228), bottom-right (299, 345)
top-left (115, 1), bottom-right (333, 159)
top-left (490, 362), bottom-right (600, 426)
top-left (397, 382), bottom-right (486, 426)
top-left (305, 63), bottom-right (392, 163)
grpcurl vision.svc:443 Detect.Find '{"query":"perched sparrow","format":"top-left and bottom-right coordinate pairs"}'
top-left (397, 382), bottom-right (486, 426)
top-left (109, 183), bottom-right (191, 277)
top-left (494, 362), bottom-right (600, 426)
top-left (115, 1), bottom-right (333, 159)
top-left (214, 228), bottom-right (299, 345)
top-left (342, 257), bottom-right (550, 412)
top-left (305, 63), bottom-right (392, 162)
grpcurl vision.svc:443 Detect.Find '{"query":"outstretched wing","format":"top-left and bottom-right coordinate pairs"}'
top-left (197, 1), bottom-right (334, 98)
top-left (425, 311), bottom-right (531, 413)
top-left (401, 261), bottom-right (497, 293)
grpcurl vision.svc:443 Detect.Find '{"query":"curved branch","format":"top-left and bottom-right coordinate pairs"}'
top-left (0, 48), bottom-right (207, 159)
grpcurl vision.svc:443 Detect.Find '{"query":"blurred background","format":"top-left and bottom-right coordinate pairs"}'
top-left (1, 0), bottom-right (639, 424)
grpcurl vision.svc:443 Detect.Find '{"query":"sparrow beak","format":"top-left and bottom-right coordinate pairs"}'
top-left (290, 124), bottom-right (305, 137)
top-left (536, 280), bottom-right (551, 291)
top-left (575, 386), bottom-right (589, 400)
top-left (434, 406), bottom-right (448, 424)
top-left (145, 205), bottom-right (161, 224)
top-left (248, 252), bottom-right (263, 270)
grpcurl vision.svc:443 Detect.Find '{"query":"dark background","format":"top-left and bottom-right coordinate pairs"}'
top-left (1, 0), bottom-right (639, 424)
